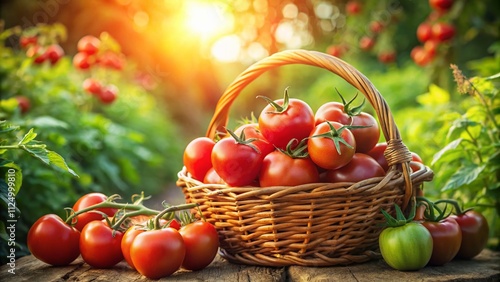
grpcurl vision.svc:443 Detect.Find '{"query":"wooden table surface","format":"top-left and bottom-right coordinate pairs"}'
top-left (1, 249), bottom-right (498, 281)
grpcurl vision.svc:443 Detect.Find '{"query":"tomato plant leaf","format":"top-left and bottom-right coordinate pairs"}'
top-left (431, 138), bottom-right (463, 166)
top-left (441, 163), bottom-right (486, 192)
top-left (18, 128), bottom-right (37, 145)
top-left (47, 151), bottom-right (78, 177)
top-left (0, 160), bottom-right (22, 195)
top-left (30, 116), bottom-right (69, 129)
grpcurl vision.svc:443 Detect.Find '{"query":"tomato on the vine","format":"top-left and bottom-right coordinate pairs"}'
top-left (130, 228), bottom-right (186, 279)
top-left (179, 221), bottom-right (219, 271)
top-left (183, 137), bottom-right (215, 181)
top-left (45, 44), bottom-right (64, 65)
top-left (258, 89), bottom-right (315, 150)
top-left (324, 153), bottom-right (384, 183)
top-left (417, 22), bottom-right (433, 43)
top-left (72, 192), bottom-right (117, 231)
top-left (259, 141), bottom-right (319, 187)
top-left (27, 214), bottom-right (80, 266)
top-left (211, 130), bottom-right (263, 186)
top-left (98, 84), bottom-right (118, 104)
top-left (77, 35), bottom-right (101, 55)
top-left (308, 121), bottom-right (356, 170)
top-left (73, 52), bottom-right (93, 70)
top-left (429, 0), bottom-right (454, 12)
top-left (359, 36), bottom-right (376, 51)
top-left (83, 78), bottom-right (102, 95)
top-left (379, 205), bottom-right (433, 271)
top-left (121, 227), bottom-right (145, 269)
top-left (80, 220), bottom-right (124, 268)
top-left (432, 22), bottom-right (455, 42)
top-left (15, 96), bottom-right (31, 114)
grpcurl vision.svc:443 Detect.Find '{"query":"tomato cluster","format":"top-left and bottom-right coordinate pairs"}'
top-left (184, 89), bottom-right (424, 187)
top-left (74, 35), bottom-right (125, 105)
top-left (411, 0), bottom-right (456, 66)
top-left (21, 35), bottom-right (65, 66)
top-left (379, 197), bottom-right (490, 271)
top-left (27, 192), bottom-right (220, 280)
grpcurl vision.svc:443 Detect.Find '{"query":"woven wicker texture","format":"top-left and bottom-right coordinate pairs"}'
top-left (177, 50), bottom-right (434, 267)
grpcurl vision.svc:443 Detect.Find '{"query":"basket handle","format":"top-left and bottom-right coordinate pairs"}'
top-left (205, 49), bottom-right (414, 208)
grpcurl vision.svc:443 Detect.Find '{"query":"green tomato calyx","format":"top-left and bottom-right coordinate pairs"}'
top-left (381, 203), bottom-right (416, 228)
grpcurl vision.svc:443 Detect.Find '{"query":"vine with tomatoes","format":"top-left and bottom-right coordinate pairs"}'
top-left (27, 192), bottom-right (220, 279)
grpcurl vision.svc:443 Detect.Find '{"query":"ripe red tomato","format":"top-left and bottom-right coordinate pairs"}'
top-left (19, 35), bottom-right (37, 48)
top-left (429, 0), bottom-right (454, 12)
top-left (367, 142), bottom-right (389, 171)
top-left (326, 44), bottom-right (346, 58)
top-left (26, 45), bottom-right (47, 64)
top-left (378, 51), bottom-right (396, 64)
top-left (44, 44), bottom-right (64, 65)
top-left (98, 84), bottom-right (119, 104)
top-left (421, 217), bottom-right (462, 266)
top-left (203, 167), bottom-right (224, 184)
top-left (211, 134), bottom-right (263, 186)
top-left (72, 192), bottom-right (117, 232)
top-left (423, 40), bottom-right (439, 57)
top-left (410, 152), bottom-right (424, 172)
top-left (417, 22), bottom-right (433, 43)
top-left (359, 36), bottom-right (376, 51)
top-left (308, 121), bottom-right (356, 170)
top-left (27, 214), bottom-right (80, 266)
top-left (259, 149), bottom-right (319, 187)
top-left (411, 46), bottom-right (433, 66)
top-left (77, 35), bottom-right (101, 55)
top-left (83, 78), bottom-right (102, 95)
top-left (183, 137), bottom-right (216, 181)
top-left (121, 227), bottom-right (144, 269)
top-left (179, 221), bottom-right (219, 271)
top-left (450, 210), bottom-right (489, 259)
top-left (345, 1), bottom-right (362, 15)
top-left (432, 22), bottom-right (455, 42)
top-left (80, 220), bottom-right (124, 268)
top-left (369, 21), bottom-right (384, 33)
top-left (98, 51), bottom-right (125, 70)
top-left (15, 96), bottom-right (31, 114)
top-left (234, 123), bottom-right (274, 157)
top-left (73, 52), bottom-right (93, 70)
top-left (258, 94), bottom-right (315, 150)
top-left (315, 102), bottom-right (380, 153)
top-left (130, 228), bottom-right (186, 279)
top-left (324, 153), bottom-right (385, 183)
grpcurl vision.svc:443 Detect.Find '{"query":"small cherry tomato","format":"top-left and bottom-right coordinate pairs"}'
top-left (183, 137), bottom-right (216, 181)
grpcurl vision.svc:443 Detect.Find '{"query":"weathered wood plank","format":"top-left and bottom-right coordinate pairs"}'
top-left (0, 249), bottom-right (498, 281)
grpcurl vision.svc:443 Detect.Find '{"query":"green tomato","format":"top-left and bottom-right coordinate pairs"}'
top-left (379, 222), bottom-right (433, 271)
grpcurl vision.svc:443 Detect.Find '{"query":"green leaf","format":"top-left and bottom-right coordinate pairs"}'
top-left (30, 116), bottom-right (69, 129)
top-left (0, 160), bottom-right (22, 195)
top-left (18, 128), bottom-right (37, 145)
top-left (417, 84), bottom-right (450, 106)
top-left (431, 138), bottom-right (463, 166)
top-left (47, 151), bottom-right (78, 177)
top-left (441, 163), bottom-right (486, 192)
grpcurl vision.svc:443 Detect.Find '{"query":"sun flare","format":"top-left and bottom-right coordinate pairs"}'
top-left (184, 1), bottom-right (231, 39)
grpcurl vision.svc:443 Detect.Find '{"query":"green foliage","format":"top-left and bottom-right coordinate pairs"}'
top-left (0, 24), bottom-right (183, 264)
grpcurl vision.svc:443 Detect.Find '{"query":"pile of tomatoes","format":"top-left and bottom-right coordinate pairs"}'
top-left (379, 197), bottom-right (489, 271)
top-left (27, 192), bottom-right (219, 280)
top-left (184, 89), bottom-right (423, 187)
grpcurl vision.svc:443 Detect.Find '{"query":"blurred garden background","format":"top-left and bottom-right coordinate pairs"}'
top-left (0, 0), bottom-right (499, 262)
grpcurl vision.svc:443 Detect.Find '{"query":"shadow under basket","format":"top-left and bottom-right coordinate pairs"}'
top-left (176, 49), bottom-right (434, 267)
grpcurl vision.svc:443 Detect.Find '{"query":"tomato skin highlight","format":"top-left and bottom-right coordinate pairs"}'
top-left (183, 137), bottom-right (215, 181)
top-left (379, 222), bottom-right (433, 271)
top-left (72, 192), bottom-right (117, 231)
top-left (27, 214), bottom-right (81, 266)
top-left (131, 228), bottom-right (186, 279)
top-left (179, 221), bottom-right (220, 271)
top-left (79, 220), bottom-right (124, 268)
top-left (450, 210), bottom-right (489, 259)
top-left (258, 97), bottom-right (315, 150)
top-left (421, 217), bottom-right (462, 266)
top-left (259, 150), bottom-right (319, 187)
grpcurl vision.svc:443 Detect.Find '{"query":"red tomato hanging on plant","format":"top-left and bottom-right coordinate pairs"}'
top-left (72, 192), bottom-right (117, 231)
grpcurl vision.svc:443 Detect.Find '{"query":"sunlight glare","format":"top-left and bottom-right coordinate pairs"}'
top-left (211, 35), bottom-right (241, 62)
top-left (185, 1), bottom-right (231, 39)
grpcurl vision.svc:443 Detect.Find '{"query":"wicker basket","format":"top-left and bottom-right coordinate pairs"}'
top-left (176, 49), bottom-right (434, 267)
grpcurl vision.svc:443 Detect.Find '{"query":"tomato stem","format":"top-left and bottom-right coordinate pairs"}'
top-left (152, 203), bottom-right (198, 230)
top-left (257, 87), bottom-right (291, 114)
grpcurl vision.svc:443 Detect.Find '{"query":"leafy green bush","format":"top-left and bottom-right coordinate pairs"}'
top-left (0, 24), bottom-right (183, 263)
